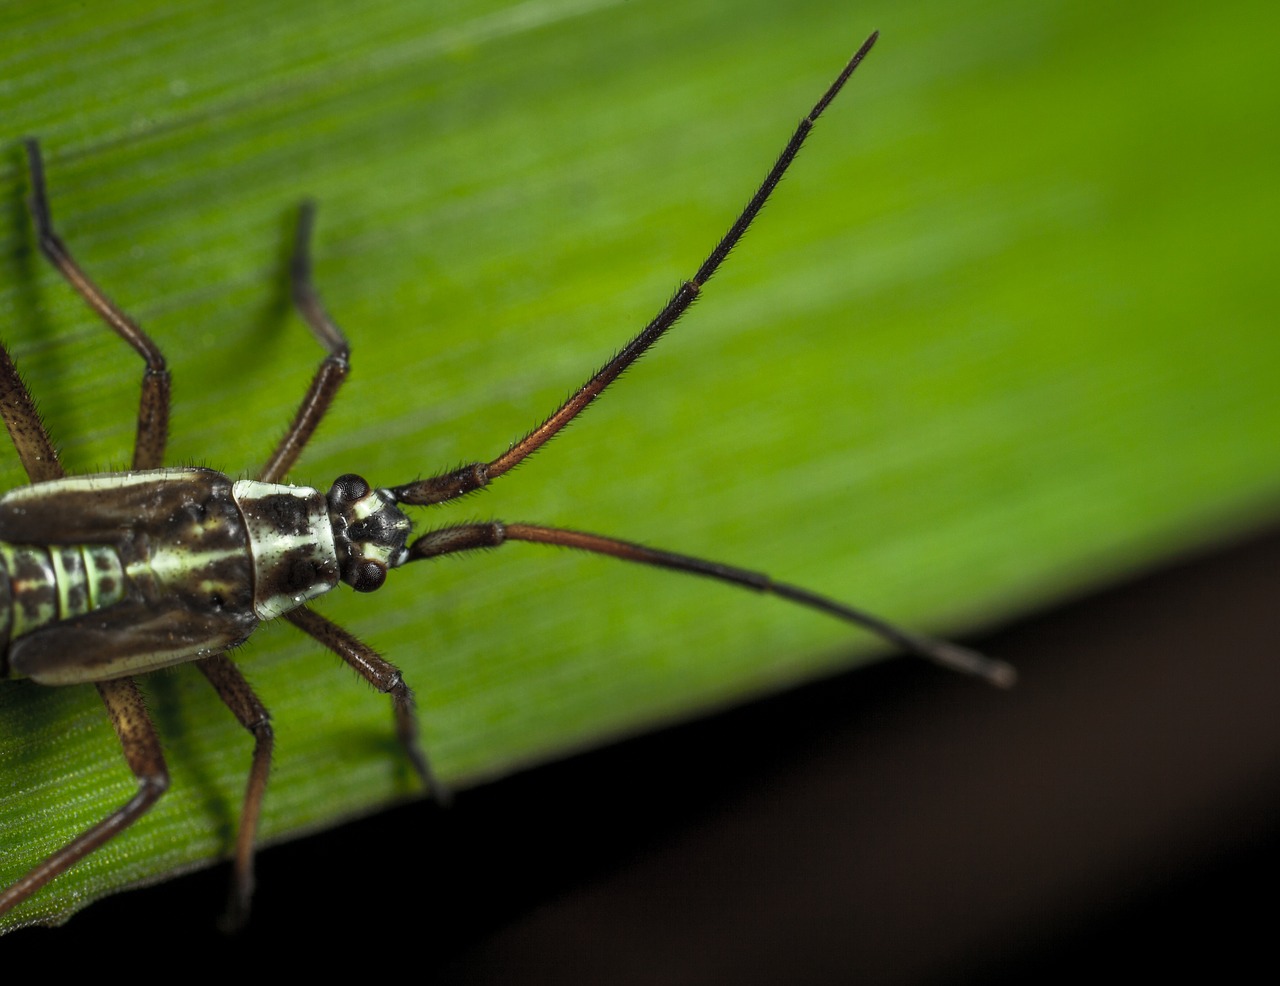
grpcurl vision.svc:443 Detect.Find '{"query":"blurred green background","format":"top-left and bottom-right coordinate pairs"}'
top-left (1, 0), bottom-right (1277, 928)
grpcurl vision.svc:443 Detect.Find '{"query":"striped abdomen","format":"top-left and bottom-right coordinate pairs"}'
top-left (0, 542), bottom-right (127, 645)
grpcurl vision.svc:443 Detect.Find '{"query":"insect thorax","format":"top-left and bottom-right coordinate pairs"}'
top-left (231, 479), bottom-right (341, 619)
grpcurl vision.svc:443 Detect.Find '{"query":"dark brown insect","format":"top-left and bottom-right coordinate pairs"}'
top-left (0, 31), bottom-right (1011, 928)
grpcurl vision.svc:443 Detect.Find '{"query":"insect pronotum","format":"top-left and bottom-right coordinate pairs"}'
top-left (0, 31), bottom-right (1012, 927)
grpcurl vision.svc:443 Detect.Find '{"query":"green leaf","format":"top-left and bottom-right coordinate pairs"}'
top-left (2, 0), bottom-right (1278, 928)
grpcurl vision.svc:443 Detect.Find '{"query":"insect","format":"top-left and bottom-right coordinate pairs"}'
top-left (0, 31), bottom-right (1012, 927)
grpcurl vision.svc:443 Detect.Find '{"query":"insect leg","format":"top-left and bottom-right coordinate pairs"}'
top-left (0, 340), bottom-right (63, 482)
top-left (257, 201), bottom-right (351, 483)
top-left (402, 521), bottom-right (1016, 688)
top-left (196, 654), bottom-right (274, 931)
top-left (23, 140), bottom-right (170, 470)
top-left (0, 676), bottom-right (169, 917)
top-left (392, 32), bottom-right (880, 508)
top-left (283, 605), bottom-right (450, 803)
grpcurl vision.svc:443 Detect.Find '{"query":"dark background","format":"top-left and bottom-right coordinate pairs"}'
top-left (7, 524), bottom-right (1279, 982)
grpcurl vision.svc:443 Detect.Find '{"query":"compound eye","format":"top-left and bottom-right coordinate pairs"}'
top-left (350, 560), bottom-right (386, 593)
top-left (330, 474), bottom-right (371, 505)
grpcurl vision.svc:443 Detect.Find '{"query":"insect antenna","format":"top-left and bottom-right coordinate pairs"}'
top-left (392, 31), bottom-right (882, 510)
top-left (377, 30), bottom-right (1011, 689)
top-left (398, 521), bottom-right (1016, 688)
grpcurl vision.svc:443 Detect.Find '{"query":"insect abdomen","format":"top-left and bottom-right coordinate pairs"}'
top-left (0, 542), bottom-right (126, 668)
top-left (0, 469), bottom-right (264, 683)
top-left (0, 542), bottom-right (126, 637)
